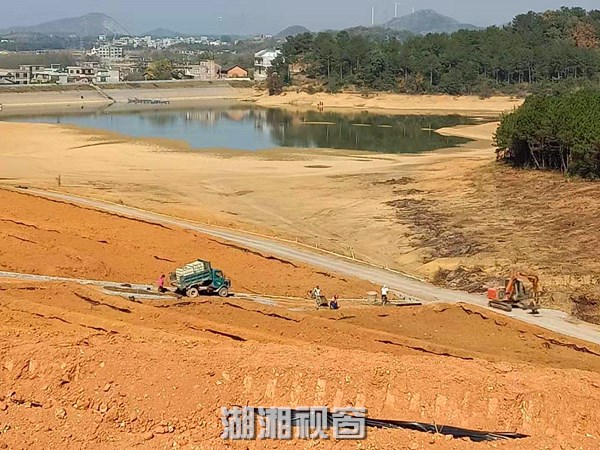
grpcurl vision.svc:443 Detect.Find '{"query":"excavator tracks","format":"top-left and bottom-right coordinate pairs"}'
top-left (488, 301), bottom-right (514, 312)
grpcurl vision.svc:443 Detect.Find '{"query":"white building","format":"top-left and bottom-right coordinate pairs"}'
top-left (1, 63), bottom-right (119, 85)
top-left (91, 45), bottom-right (124, 60)
top-left (113, 36), bottom-right (133, 46)
top-left (254, 49), bottom-right (281, 80)
top-left (95, 68), bottom-right (121, 83)
top-left (31, 67), bottom-right (69, 85)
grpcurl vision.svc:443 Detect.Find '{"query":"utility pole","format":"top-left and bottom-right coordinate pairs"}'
top-left (395, 3), bottom-right (403, 18)
top-left (371, 6), bottom-right (375, 26)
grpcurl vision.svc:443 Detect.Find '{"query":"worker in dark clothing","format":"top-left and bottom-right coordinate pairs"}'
top-left (330, 294), bottom-right (340, 310)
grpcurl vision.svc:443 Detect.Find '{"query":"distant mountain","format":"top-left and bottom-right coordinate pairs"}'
top-left (343, 26), bottom-right (413, 42)
top-left (1, 13), bottom-right (129, 37)
top-left (276, 25), bottom-right (311, 39)
top-left (385, 9), bottom-right (479, 35)
top-left (144, 28), bottom-right (186, 38)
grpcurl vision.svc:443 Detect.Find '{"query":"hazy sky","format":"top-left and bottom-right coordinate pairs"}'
top-left (1, 0), bottom-right (598, 35)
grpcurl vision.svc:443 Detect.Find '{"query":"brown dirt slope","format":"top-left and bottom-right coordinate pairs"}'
top-left (1, 282), bottom-right (600, 449)
top-left (0, 189), bottom-right (373, 297)
top-left (2, 180), bottom-right (600, 449)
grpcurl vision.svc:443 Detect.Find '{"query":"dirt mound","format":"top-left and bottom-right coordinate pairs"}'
top-left (1, 186), bottom-right (600, 449)
top-left (1, 282), bottom-right (599, 449)
top-left (0, 189), bottom-right (374, 298)
top-left (4, 282), bottom-right (600, 372)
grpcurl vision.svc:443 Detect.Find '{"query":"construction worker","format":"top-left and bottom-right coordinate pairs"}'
top-left (381, 285), bottom-right (389, 305)
top-left (312, 286), bottom-right (321, 299)
top-left (158, 274), bottom-right (167, 293)
top-left (330, 294), bottom-right (340, 310)
top-left (313, 286), bottom-right (329, 309)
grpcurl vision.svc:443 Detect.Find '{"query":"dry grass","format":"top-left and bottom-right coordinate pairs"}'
top-left (429, 162), bottom-right (600, 317)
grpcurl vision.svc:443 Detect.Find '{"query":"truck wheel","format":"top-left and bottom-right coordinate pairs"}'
top-left (218, 287), bottom-right (229, 298)
top-left (186, 287), bottom-right (200, 298)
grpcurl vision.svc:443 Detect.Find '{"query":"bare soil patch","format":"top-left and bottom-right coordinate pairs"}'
top-left (0, 182), bottom-right (599, 449)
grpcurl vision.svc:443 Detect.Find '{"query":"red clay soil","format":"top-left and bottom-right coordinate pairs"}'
top-left (1, 188), bottom-right (600, 449)
top-left (0, 189), bottom-right (374, 297)
top-left (1, 282), bottom-right (600, 449)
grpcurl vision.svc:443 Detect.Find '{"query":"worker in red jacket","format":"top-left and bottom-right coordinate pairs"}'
top-left (157, 274), bottom-right (167, 293)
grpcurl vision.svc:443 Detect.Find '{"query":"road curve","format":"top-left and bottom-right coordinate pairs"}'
top-left (13, 187), bottom-right (600, 346)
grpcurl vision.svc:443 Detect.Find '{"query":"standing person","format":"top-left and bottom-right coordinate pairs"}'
top-left (313, 286), bottom-right (329, 309)
top-left (312, 286), bottom-right (321, 300)
top-left (158, 274), bottom-right (167, 293)
top-left (381, 285), bottom-right (389, 305)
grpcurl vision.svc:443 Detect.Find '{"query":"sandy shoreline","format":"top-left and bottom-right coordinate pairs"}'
top-left (0, 89), bottom-right (505, 268)
top-left (0, 83), bottom-right (524, 117)
top-left (251, 91), bottom-right (524, 116)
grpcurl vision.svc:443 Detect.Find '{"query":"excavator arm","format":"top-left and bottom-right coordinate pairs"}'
top-left (504, 273), bottom-right (540, 301)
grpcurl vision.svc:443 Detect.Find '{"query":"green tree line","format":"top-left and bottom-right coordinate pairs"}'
top-left (495, 90), bottom-right (600, 179)
top-left (273, 7), bottom-right (600, 95)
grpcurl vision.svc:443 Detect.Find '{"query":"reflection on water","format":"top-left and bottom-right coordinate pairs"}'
top-left (12, 107), bottom-right (475, 153)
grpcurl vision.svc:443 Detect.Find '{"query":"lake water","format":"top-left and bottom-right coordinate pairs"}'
top-left (11, 107), bottom-right (475, 153)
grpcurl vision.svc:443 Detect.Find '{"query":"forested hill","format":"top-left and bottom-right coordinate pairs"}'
top-left (273, 8), bottom-right (600, 95)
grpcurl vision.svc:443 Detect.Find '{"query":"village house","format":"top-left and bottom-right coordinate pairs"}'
top-left (8, 65), bottom-right (47, 85)
top-left (254, 49), bottom-right (281, 80)
top-left (31, 67), bottom-right (68, 85)
top-left (219, 65), bottom-right (248, 79)
top-left (66, 66), bottom-right (95, 83)
top-left (95, 68), bottom-right (121, 83)
top-left (90, 44), bottom-right (124, 60)
top-left (0, 64), bottom-right (121, 85)
top-left (182, 61), bottom-right (221, 80)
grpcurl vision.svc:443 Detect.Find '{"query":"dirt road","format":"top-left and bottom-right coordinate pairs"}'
top-left (16, 187), bottom-right (600, 346)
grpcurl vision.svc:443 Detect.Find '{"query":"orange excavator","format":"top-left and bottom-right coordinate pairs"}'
top-left (487, 272), bottom-right (541, 314)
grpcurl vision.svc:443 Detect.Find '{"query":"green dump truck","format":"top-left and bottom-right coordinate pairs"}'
top-left (169, 259), bottom-right (231, 298)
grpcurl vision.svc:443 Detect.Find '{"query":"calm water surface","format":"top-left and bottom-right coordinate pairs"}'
top-left (11, 107), bottom-right (476, 153)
